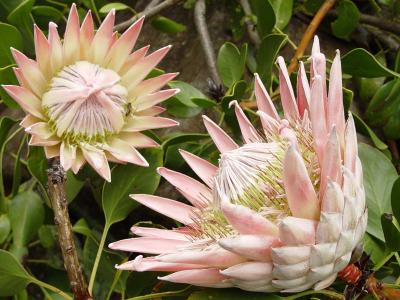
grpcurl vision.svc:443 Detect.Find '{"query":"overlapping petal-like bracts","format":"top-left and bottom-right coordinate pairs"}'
top-left (3, 5), bottom-right (179, 181)
top-left (110, 37), bottom-right (367, 293)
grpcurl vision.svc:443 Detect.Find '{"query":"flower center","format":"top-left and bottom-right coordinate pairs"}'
top-left (42, 61), bottom-right (128, 144)
top-left (214, 142), bottom-right (290, 220)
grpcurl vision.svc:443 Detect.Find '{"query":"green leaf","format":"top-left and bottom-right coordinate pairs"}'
top-left (9, 190), bottom-right (45, 247)
top-left (27, 146), bottom-right (47, 187)
top-left (165, 97), bottom-right (202, 118)
top-left (102, 148), bottom-right (163, 225)
top-left (72, 218), bottom-right (97, 241)
top-left (188, 289), bottom-right (283, 299)
top-left (250, 0), bottom-right (276, 38)
top-left (38, 225), bottom-right (56, 249)
top-left (31, 6), bottom-right (64, 27)
top-left (342, 48), bottom-right (400, 78)
top-left (0, 65), bottom-right (20, 109)
top-left (66, 171), bottom-right (84, 203)
top-left (364, 233), bottom-right (390, 265)
top-left (162, 133), bottom-right (209, 149)
top-left (166, 81), bottom-right (205, 118)
top-left (304, 0), bottom-right (324, 13)
top-left (352, 113), bottom-right (387, 150)
top-left (331, 0), bottom-right (360, 40)
top-left (0, 214), bottom-right (10, 244)
top-left (7, 0), bottom-right (35, 51)
top-left (381, 213), bottom-right (400, 251)
top-left (391, 177), bottom-right (400, 223)
top-left (99, 2), bottom-right (131, 13)
top-left (191, 97), bottom-right (217, 108)
top-left (168, 81), bottom-right (206, 107)
top-left (0, 23), bottom-right (23, 67)
top-left (359, 143), bottom-right (398, 241)
top-left (269, 0), bottom-right (293, 29)
top-left (217, 42), bottom-right (246, 88)
top-left (0, 250), bottom-right (32, 296)
top-left (151, 16), bottom-right (186, 34)
top-left (0, 117), bottom-right (17, 148)
top-left (355, 52), bottom-right (386, 103)
top-left (83, 236), bottom-right (126, 299)
top-left (257, 33), bottom-right (288, 89)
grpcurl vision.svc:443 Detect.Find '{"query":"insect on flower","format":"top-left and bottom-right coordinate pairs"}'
top-left (109, 37), bottom-right (367, 293)
top-left (3, 4), bottom-right (179, 181)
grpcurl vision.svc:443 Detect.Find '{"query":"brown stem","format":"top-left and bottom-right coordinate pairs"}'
top-left (113, 0), bottom-right (181, 32)
top-left (47, 159), bottom-right (92, 300)
top-left (239, 0), bottom-right (261, 47)
top-left (287, 0), bottom-right (336, 74)
top-left (327, 10), bottom-right (400, 36)
top-left (194, 0), bottom-right (221, 85)
top-left (363, 25), bottom-right (400, 51)
top-left (387, 140), bottom-right (400, 174)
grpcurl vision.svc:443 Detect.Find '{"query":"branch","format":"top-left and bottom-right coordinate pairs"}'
top-left (388, 140), bottom-right (400, 174)
top-left (364, 25), bottom-right (399, 51)
top-left (113, 0), bottom-right (181, 32)
top-left (359, 13), bottom-right (400, 35)
top-left (194, 0), bottom-right (221, 85)
top-left (47, 159), bottom-right (92, 300)
top-left (287, 0), bottom-right (336, 74)
top-left (239, 0), bottom-right (261, 46)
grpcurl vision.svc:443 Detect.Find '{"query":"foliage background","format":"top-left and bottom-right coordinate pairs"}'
top-left (0, 0), bottom-right (400, 299)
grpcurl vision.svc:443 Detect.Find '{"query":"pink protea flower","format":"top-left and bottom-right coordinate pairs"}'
top-left (109, 37), bottom-right (367, 292)
top-left (3, 5), bottom-right (179, 181)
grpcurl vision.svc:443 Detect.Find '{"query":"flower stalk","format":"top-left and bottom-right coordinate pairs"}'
top-left (47, 158), bottom-right (92, 300)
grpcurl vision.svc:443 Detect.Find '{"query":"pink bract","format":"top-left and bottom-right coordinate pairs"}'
top-left (3, 5), bottom-right (179, 181)
top-left (110, 37), bottom-right (367, 292)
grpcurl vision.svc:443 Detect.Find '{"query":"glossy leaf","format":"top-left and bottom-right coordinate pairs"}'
top-left (217, 42), bottom-right (246, 88)
top-left (257, 33), bottom-right (288, 89)
top-left (151, 16), bottom-right (186, 34)
top-left (99, 2), bottom-right (131, 13)
top-left (162, 133), bottom-right (209, 148)
top-left (270, 0), bottom-right (293, 29)
top-left (66, 171), bottom-right (84, 203)
top-left (0, 250), bottom-right (32, 297)
top-left (38, 225), bottom-right (56, 249)
top-left (353, 113), bottom-right (387, 151)
top-left (0, 65), bottom-right (20, 109)
top-left (391, 177), bottom-right (400, 223)
top-left (342, 48), bottom-right (400, 78)
top-left (0, 22), bottom-right (23, 67)
top-left (359, 143), bottom-right (398, 241)
top-left (364, 233), bottom-right (390, 265)
top-left (188, 289), bottom-right (283, 299)
top-left (0, 214), bottom-right (10, 244)
top-left (331, 0), bottom-right (360, 40)
top-left (27, 146), bottom-right (47, 187)
top-left (165, 97), bottom-right (202, 118)
top-left (83, 236), bottom-right (126, 299)
top-left (102, 148), bottom-right (163, 225)
top-left (168, 80), bottom-right (206, 107)
top-left (381, 213), bottom-right (400, 251)
top-left (9, 190), bottom-right (45, 247)
top-left (250, 0), bottom-right (276, 38)
top-left (7, 0), bottom-right (35, 50)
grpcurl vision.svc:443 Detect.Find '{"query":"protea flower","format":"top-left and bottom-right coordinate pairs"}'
top-left (109, 37), bottom-right (367, 292)
top-left (3, 5), bottom-right (178, 181)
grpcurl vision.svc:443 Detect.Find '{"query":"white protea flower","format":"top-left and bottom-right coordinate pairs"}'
top-left (109, 37), bottom-right (367, 293)
top-left (3, 5), bottom-right (179, 181)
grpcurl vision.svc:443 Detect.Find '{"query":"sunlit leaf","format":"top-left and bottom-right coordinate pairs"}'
top-left (359, 143), bottom-right (398, 241)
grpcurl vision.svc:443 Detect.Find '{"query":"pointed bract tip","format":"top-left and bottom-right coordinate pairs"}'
top-left (228, 100), bottom-right (239, 108)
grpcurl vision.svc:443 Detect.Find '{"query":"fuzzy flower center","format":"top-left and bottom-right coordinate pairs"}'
top-left (42, 61), bottom-right (128, 144)
top-left (192, 123), bottom-right (320, 241)
top-left (214, 142), bottom-right (289, 219)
